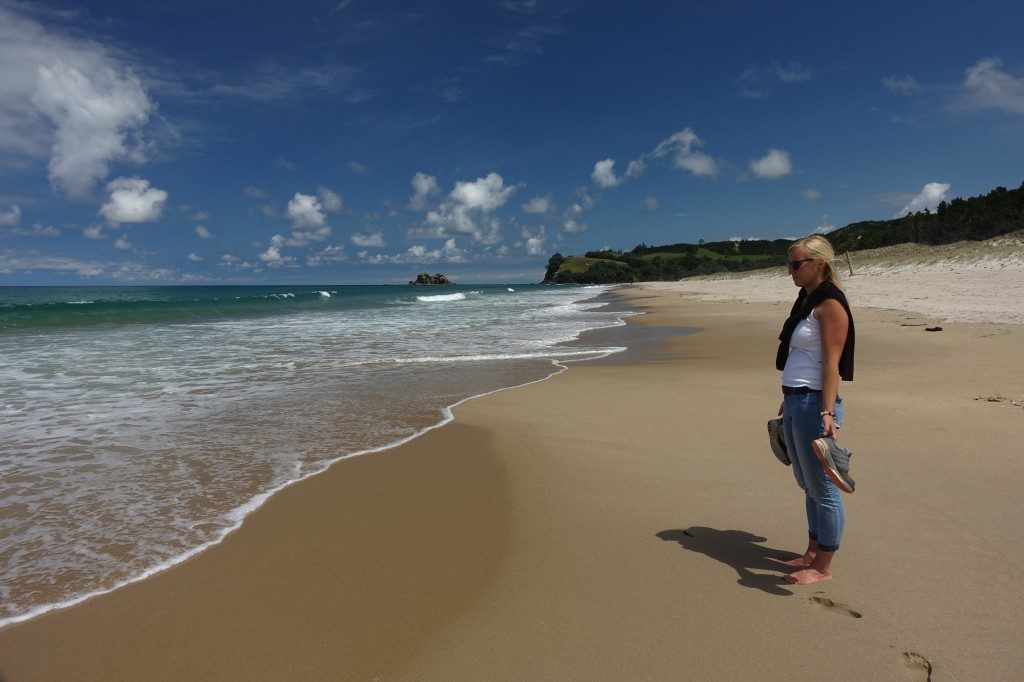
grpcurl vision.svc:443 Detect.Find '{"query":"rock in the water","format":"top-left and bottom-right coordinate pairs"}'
top-left (409, 272), bottom-right (455, 285)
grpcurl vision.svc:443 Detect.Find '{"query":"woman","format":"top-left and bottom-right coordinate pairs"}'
top-left (775, 234), bottom-right (855, 585)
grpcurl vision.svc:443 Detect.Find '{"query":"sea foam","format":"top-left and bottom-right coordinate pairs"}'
top-left (416, 292), bottom-right (466, 302)
top-left (0, 284), bottom-right (631, 628)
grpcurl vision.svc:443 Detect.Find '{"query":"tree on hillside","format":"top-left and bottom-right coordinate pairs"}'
top-left (543, 253), bottom-right (565, 282)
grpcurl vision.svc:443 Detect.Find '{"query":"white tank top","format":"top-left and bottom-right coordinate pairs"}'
top-left (782, 312), bottom-right (822, 389)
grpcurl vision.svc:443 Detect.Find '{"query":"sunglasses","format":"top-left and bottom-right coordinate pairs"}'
top-left (787, 258), bottom-right (813, 270)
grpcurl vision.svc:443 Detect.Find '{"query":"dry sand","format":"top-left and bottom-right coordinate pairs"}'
top-left (664, 232), bottom-right (1024, 325)
top-left (1, 243), bottom-right (1023, 680)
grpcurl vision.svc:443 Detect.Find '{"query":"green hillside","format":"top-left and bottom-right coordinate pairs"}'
top-left (544, 181), bottom-right (1024, 284)
top-left (557, 256), bottom-right (630, 273)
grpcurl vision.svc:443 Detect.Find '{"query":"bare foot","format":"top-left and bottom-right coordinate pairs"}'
top-left (784, 567), bottom-right (832, 585)
top-left (777, 553), bottom-right (815, 568)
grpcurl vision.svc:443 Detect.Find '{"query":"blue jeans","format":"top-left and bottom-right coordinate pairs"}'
top-left (782, 392), bottom-right (845, 552)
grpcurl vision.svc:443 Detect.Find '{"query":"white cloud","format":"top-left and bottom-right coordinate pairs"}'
top-left (428, 75), bottom-right (464, 103)
top-left (0, 5), bottom-right (155, 199)
top-left (259, 234), bottom-right (297, 267)
top-left (317, 186), bottom-right (343, 212)
top-left (306, 245), bottom-right (347, 266)
top-left (35, 64), bottom-right (149, 193)
top-left (347, 160), bottom-right (371, 175)
top-left (422, 172), bottom-right (516, 243)
top-left (639, 195), bottom-right (659, 211)
top-left (522, 195), bottom-right (553, 214)
top-left (187, 252), bottom-right (202, 262)
top-left (209, 64), bottom-right (357, 103)
top-left (749, 148), bottom-right (793, 180)
top-left (0, 204), bottom-right (20, 226)
top-left (574, 186), bottom-right (596, 210)
top-left (554, 186), bottom-right (597, 235)
top-left (814, 215), bottom-right (836, 233)
top-left (114, 235), bottom-right (132, 250)
top-left (772, 61), bottom-right (812, 83)
top-left (221, 254), bottom-right (260, 272)
top-left (195, 224), bottom-right (213, 239)
top-left (592, 127), bottom-right (718, 190)
top-left (12, 222), bottom-right (60, 237)
top-left (244, 186), bottom-right (266, 199)
top-left (83, 224), bottom-right (105, 239)
top-left (737, 60), bottom-right (811, 97)
top-left (803, 187), bottom-right (822, 201)
top-left (407, 245), bottom-right (438, 261)
top-left (100, 176), bottom-right (168, 224)
top-left (0, 250), bottom-right (105, 277)
top-left (360, 238), bottom-right (465, 265)
top-left (285, 192), bottom-right (331, 244)
top-left (882, 74), bottom-right (924, 95)
top-left (188, 210), bottom-right (211, 221)
top-left (960, 57), bottom-right (1024, 116)
top-left (676, 152), bottom-right (717, 176)
top-left (625, 159), bottom-right (645, 177)
top-left (650, 128), bottom-right (719, 177)
top-left (105, 262), bottom-right (177, 282)
top-left (409, 171), bottom-right (440, 211)
top-left (895, 182), bottom-right (950, 217)
top-left (443, 238), bottom-right (466, 261)
top-left (563, 218), bottom-right (586, 233)
top-left (591, 158), bottom-right (621, 188)
top-left (351, 230), bottom-right (386, 247)
top-left (450, 172), bottom-right (516, 211)
top-left (521, 226), bottom-right (547, 256)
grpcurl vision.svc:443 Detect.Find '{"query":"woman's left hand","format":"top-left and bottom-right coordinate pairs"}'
top-left (822, 413), bottom-right (838, 438)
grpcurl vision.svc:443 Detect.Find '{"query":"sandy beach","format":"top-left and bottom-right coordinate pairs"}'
top-left (2, 244), bottom-right (1023, 679)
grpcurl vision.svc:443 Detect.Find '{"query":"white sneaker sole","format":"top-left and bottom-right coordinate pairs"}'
top-left (812, 438), bottom-right (854, 494)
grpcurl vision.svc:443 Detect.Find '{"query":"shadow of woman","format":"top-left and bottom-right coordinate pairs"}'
top-left (657, 527), bottom-right (797, 596)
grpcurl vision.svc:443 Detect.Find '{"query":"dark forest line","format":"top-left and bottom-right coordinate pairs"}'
top-left (544, 182), bottom-right (1024, 284)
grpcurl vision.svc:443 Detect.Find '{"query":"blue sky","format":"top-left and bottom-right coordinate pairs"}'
top-left (1, 0), bottom-right (1022, 284)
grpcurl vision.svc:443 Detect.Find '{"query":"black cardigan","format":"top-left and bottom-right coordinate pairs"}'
top-left (776, 280), bottom-right (855, 381)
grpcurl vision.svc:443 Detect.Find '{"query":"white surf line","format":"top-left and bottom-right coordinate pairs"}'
top-left (0, 305), bottom-right (643, 630)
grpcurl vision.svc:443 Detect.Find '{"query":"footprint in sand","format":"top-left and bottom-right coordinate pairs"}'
top-left (901, 651), bottom-right (932, 681)
top-left (808, 594), bottom-right (862, 618)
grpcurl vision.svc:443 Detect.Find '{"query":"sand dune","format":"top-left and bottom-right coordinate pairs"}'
top-left (656, 233), bottom-right (1024, 325)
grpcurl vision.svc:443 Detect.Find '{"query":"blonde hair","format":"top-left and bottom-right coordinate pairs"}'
top-left (790, 234), bottom-right (843, 289)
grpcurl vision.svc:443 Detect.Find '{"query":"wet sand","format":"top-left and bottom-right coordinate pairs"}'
top-left (1, 280), bottom-right (1022, 680)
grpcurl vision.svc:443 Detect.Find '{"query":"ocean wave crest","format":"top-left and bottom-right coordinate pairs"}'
top-left (416, 292), bottom-right (466, 302)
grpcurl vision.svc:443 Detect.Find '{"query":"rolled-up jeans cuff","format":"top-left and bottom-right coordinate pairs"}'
top-left (817, 543), bottom-right (839, 552)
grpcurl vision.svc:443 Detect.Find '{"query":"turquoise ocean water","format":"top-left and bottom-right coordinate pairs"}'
top-left (0, 284), bottom-right (629, 626)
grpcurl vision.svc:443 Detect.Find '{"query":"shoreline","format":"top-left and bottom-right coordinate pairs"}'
top-left (2, 281), bottom-right (1022, 678)
top-left (0, 287), bottom-right (637, 631)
